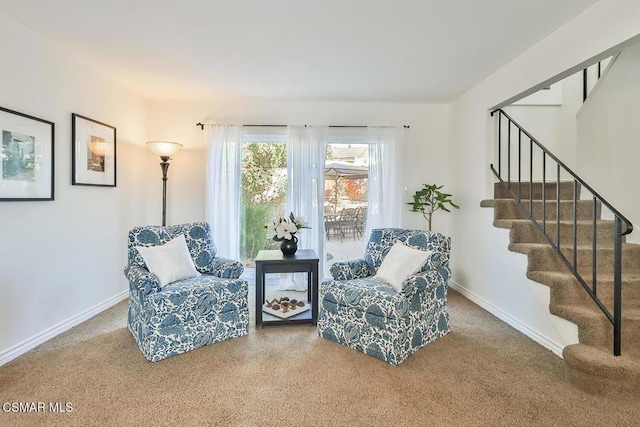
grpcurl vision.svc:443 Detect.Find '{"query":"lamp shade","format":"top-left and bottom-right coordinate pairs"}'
top-left (146, 141), bottom-right (183, 158)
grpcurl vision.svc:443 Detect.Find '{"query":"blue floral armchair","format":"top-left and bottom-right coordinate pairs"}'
top-left (318, 228), bottom-right (451, 366)
top-left (125, 222), bottom-right (249, 362)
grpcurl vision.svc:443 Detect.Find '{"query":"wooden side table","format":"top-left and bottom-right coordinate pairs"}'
top-left (255, 249), bottom-right (319, 327)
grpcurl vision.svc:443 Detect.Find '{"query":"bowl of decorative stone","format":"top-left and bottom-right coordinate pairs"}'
top-left (263, 297), bottom-right (310, 319)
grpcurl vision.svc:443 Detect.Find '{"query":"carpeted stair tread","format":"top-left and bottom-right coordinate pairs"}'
top-left (482, 197), bottom-right (602, 223)
top-left (528, 270), bottom-right (640, 282)
top-left (497, 218), bottom-right (620, 246)
top-left (510, 243), bottom-right (640, 276)
top-left (526, 271), bottom-right (640, 292)
top-left (480, 199), bottom-right (497, 208)
top-left (527, 270), bottom-right (572, 281)
top-left (508, 242), bottom-right (640, 255)
top-left (551, 303), bottom-right (609, 321)
top-left (493, 181), bottom-right (578, 200)
top-left (495, 218), bottom-right (615, 228)
top-left (508, 242), bottom-right (546, 254)
top-left (528, 271), bottom-right (640, 313)
top-left (563, 344), bottom-right (640, 379)
top-left (482, 198), bottom-right (599, 223)
top-left (527, 270), bottom-right (640, 285)
top-left (551, 305), bottom-right (640, 353)
top-left (552, 303), bottom-right (640, 320)
top-left (624, 310), bottom-right (640, 321)
top-left (583, 273), bottom-right (640, 282)
top-left (484, 197), bottom-right (592, 203)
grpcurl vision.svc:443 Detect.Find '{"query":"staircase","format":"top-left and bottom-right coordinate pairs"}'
top-left (484, 109), bottom-right (640, 394)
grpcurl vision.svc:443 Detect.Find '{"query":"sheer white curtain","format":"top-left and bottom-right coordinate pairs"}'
top-left (366, 126), bottom-right (404, 237)
top-left (205, 125), bottom-right (243, 259)
top-left (279, 125), bottom-right (329, 290)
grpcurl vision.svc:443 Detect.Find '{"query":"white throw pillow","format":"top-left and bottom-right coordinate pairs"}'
top-left (136, 234), bottom-right (200, 288)
top-left (374, 242), bottom-right (431, 292)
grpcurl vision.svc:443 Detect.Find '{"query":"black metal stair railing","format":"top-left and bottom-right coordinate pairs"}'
top-left (583, 60), bottom-right (602, 102)
top-left (490, 108), bottom-right (633, 356)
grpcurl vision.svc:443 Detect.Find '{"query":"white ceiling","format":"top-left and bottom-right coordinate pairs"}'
top-left (0, 0), bottom-right (600, 102)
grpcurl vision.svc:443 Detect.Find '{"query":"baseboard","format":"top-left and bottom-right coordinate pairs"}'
top-left (449, 281), bottom-right (565, 358)
top-left (0, 290), bottom-right (129, 366)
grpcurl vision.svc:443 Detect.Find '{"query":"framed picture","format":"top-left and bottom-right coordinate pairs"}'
top-left (0, 106), bottom-right (54, 201)
top-left (72, 113), bottom-right (116, 187)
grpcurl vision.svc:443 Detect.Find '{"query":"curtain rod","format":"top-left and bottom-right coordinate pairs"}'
top-left (196, 123), bottom-right (409, 130)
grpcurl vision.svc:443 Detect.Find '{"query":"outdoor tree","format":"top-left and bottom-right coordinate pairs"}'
top-left (345, 179), bottom-right (366, 201)
top-left (241, 143), bottom-right (287, 204)
top-left (240, 143), bottom-right (288, 262)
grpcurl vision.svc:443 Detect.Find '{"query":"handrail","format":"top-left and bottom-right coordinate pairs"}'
top-left (489, 108), bottom-right (633, 356)
top-left (491, 109), bottom-right (633, 236)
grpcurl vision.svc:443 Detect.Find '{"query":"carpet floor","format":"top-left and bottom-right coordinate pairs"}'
top-left (1, 290), bottom-right (638, 426)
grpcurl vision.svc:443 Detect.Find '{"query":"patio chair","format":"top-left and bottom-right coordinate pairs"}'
top-left (337, 208), bottom-right (359, 241)
top-left (325, 208), bottom-right (342, 240)
top-left (354, 206), bottom-right (367, 239)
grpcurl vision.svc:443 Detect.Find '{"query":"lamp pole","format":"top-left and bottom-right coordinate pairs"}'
top-left (146, 141), bottom-right (183, 227)
top-left (160, 156), bottom-right (170, 226)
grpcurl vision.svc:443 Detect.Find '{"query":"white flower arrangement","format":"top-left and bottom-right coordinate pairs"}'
top-left (266, 212), bottom-right (309, 241)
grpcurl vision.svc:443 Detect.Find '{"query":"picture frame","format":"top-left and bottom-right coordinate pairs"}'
top-left (72, 113), bottom-right (116, 187)
top-left (0, 106), bottom-right (55, 201)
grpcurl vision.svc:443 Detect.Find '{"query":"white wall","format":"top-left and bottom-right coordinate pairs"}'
top-left (449, 0), bottom-right (640, 354)
top-left (503, 71), bottom-right (583, 171)
top-left (145, 99), bottom-right (453, 235)
top-left (577, 41), bottom-right (640, 243)
top-left (0, 12), bottom-right (152, 363)
top-left (500, 56), bottom-right (613, 181)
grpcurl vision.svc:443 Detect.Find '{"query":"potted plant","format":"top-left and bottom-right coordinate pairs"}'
top-left (407, 184), bottom-right (459, 231)
top-left (266, 212), bottom-right (309, 255)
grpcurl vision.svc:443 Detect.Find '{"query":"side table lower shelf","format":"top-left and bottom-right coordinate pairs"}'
top-left (261, 306), bottom-right (313, 324)
top-left (255, 249), bottom-right (319, 327)
top-left (262, 300), bottom-right (311, 319)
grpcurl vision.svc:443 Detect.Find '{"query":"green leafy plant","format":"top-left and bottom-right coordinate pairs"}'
top-left (240, 203), bottom-right (274, 262)
top-left (407, 184), bottom-right (459, 231)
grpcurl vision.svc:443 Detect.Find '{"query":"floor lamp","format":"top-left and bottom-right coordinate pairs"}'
top-left (146, 141), bottom-right (183, 226)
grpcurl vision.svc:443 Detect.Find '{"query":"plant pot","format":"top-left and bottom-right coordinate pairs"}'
top-left (280, 236), bottom-right (298, 256)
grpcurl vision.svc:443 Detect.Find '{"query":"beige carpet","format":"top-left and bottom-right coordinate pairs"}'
top-left (1, 290), bottom-right (639, 426)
